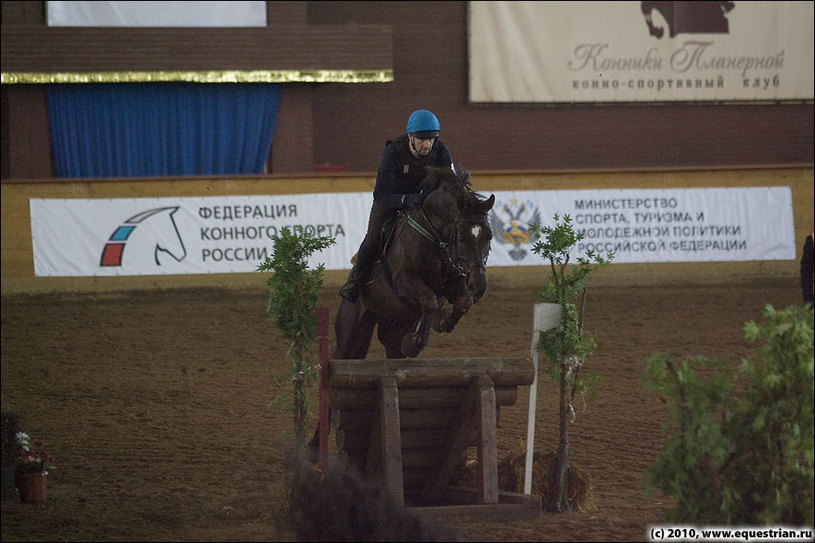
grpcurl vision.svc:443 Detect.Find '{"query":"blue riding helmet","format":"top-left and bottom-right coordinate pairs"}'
top-left (406, 109), bottom-right (440, 138)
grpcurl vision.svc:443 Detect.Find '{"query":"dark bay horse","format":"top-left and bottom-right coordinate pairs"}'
top-left (308, 167), bottom-right (495, 459)
top-left (333, 166), bottom-right (495, 359)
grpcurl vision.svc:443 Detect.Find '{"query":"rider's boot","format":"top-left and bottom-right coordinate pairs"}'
top-left (340, 249), bottom-right (374, 302)
top-left (340, 263), bottom-right (366, 302)
top-left (340, 259), bottom-right (375, 302)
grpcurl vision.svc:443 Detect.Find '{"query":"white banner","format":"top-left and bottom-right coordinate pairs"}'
top-left (487, 186), bottom-right (795, 265)
top-left (29, 187), bottom-right (795, 277)
top-left (47, 1), bottom-right (267, 27)
top-left (30, 194), bottom-right (370, 277)
top-left (468, 1), bottom-right (814, 102)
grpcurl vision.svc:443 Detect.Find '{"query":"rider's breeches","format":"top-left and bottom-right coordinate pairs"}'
top-left (353, 202), bottom-right (394, 280)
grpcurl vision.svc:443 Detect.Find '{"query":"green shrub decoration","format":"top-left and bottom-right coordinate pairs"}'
top-left (258, 227), bottom-right (335, 451)
top-left (642, 303), bottom-right (814, 525)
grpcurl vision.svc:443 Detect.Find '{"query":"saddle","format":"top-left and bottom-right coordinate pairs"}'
top-left (377, 214), bottom-right (401, 289)
top-left (349, 214), bottom-right (399, 266)
top-left (347, 213), bottom-right (410, 295)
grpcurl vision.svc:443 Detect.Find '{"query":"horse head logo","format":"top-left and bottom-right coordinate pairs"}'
top-left (641, 1), bottom-right (735, 39)
top-left (100, 206), bottom-right (187, 267)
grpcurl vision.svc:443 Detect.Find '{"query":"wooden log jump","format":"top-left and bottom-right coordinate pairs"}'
top-left (323, 356), bottom-right (542, 518)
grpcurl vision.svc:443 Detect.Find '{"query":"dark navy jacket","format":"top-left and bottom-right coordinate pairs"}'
top-left (373, 134), bottom-right (453, 209)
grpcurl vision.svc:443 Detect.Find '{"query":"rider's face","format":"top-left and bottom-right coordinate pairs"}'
top-left (409, 135), bottom-right (435, 156)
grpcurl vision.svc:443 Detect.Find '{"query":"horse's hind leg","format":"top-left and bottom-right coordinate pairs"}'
top-left (333, 298), bottom-right (376, 359)
top-left (309, 299), bottom-right (376, 461)
top-left (376, 321), bottom-right (404, 358)
top-left (352, 313), bottom-right (376, 358)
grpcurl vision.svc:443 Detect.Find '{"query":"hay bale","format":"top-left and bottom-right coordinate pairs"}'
top-left (450, 447), bottom-right (596, 512)
top-left (503, 449), bottom-right (596, 512)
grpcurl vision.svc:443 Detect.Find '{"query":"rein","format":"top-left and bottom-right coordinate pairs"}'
top-left (404, 206), bottom-right (470, 278)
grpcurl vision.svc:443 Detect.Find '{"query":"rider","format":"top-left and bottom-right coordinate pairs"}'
top-left (339, 109), bottom-right (455, 302)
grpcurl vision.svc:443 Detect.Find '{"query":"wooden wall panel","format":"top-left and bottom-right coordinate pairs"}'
top-left (272, 84), bottom-right (315, 173)
top-left (308, 2), bottom-right (813, 172)
top-left (0, 26), bottom-right (393, 72)
top-left (0, 1), bottom-right (44, 25)
top-left (1, 85), bottom-right (52, 178)
top-left (0, 1), bottom-right (812, 179)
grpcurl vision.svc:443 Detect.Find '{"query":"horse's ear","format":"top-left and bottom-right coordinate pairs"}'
top-left (482, 194), bottom-right (496, 212)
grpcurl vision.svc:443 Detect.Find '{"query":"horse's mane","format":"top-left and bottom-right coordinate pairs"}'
top-left (421, 166), bottom-right (488, 220)
top-left (419, 166), bottom-right (468, 194)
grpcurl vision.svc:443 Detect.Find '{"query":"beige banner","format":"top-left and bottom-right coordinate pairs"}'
top-left (468, 1), bottom-right (814, 103)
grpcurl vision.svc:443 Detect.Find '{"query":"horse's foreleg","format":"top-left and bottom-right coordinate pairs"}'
top-left (393, 319), bottom-right (430, 358)
top-left (411, 289), bottom-right (452, 336)
top-left (393, 274), bottom-right (446, 346)
top-left (377, 319), bottom-right (426, 358)
top-left (437, 293), bottom-right (474, 333)
top-left (413, 319), bottom-right (432, 354)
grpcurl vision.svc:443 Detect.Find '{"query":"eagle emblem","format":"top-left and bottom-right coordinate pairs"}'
top-left (489, 199), bottom-right (542, 261)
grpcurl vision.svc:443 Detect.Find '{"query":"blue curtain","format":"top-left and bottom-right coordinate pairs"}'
top-left (47, 83), bottom-right (281, 178)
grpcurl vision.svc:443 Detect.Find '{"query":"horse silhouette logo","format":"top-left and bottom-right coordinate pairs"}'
top-left (100, 206), bottom-right (187, 267)
top-left (641, 1), bottom-right (735, 39)
top-left (489, 199), bottom-right (542, 261)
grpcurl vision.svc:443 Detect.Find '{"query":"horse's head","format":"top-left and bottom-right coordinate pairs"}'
top-left (421, 167), bottom-right (495, 303)
top-left (455, 191), bottom-right (495, 303)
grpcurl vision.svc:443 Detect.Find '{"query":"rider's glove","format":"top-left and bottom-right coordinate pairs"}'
top-left (402, 192), bottom-right (423, 208)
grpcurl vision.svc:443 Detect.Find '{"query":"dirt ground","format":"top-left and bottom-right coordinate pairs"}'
top-left (0, 278), bottom-right (801, 542)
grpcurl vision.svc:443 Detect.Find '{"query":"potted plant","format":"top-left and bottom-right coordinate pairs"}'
top-left (530, 213), bottom-right (613, 512)
top-left (13, 431), bottom-right (56, 503)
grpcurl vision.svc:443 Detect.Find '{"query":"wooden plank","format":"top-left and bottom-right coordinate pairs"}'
top-left (372, 377), bottom-right (403, 507)
top-left (475, 374), bottom-right (499, 504)
top-left (400, 448), bottom-right (443, 469)
top-left (330, 388), bottom-right (377, 409)
top-left (420, 379), bottom-right (482, 504)
top-left (334, 408), bottom-right (458, 430)
top-left (338, 426), bottom-right (475, 452)
top-left (325, 357), bottom-right (541, 515)
top-left (365, 397), bottom-right (382, 478)
top-left (340, 427), bottom-right (450, 452)
top-left (330, 386), bottom-right (518, 410)
top-left (400, 428), bottom-right (451, 449)
top-left (410, 489), bottom-right (541, 520)
top-left (402, 468), bottom-right (443, 490)
top-left (330, 357), bottom-right (533, 388)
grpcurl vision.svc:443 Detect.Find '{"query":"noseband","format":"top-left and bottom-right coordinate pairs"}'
top-left (404, 205), bottom-right (489, 281)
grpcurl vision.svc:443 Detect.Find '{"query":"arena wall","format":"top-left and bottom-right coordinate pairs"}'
top-left (1, 167), bottom-right (812, 295)
top-left (3, 1), bottom-right (813, 179)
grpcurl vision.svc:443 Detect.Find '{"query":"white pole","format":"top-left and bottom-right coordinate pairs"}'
top-left (525, 303), bottom-right (561, 494)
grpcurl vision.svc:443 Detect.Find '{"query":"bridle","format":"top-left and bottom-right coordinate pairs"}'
top-left (403, 203), bottom-right (489, 281)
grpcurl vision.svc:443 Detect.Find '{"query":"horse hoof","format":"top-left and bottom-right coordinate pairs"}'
top-left (400, 336), bottom-right (421, 358)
